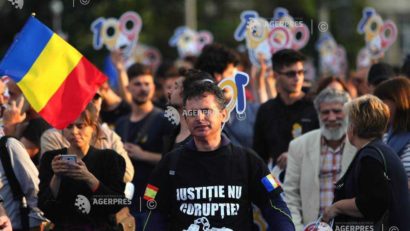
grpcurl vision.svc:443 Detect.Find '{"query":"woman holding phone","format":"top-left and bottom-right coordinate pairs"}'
top-left (38, 103), bottom-right (126, 231)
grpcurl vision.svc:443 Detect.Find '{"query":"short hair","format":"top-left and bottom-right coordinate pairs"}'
top-left (374, 77), bottom-right (410, 133)
top-left (367, 62), bottom-right (395, 86)
top-left (314, 88), bottom-right (351, 113)
top-left (345, 95), bottom-right (390, 139)
top-left (194, 43), bottom-right (239, 79)
top-left (183, 81), bottom-right (226, 110)
top-left (271, 49), bottom-right (306, 72)
top-left (180, 69), bottom-right (214, 91)
top-left (127, 63), bottom-right (152, 81)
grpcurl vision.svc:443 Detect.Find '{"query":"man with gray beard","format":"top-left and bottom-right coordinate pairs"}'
top-left (283, 88), bottom-right (357, 231)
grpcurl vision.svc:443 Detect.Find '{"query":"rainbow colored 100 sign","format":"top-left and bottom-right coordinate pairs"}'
top-left (91, 11), bottom-right (142, 51)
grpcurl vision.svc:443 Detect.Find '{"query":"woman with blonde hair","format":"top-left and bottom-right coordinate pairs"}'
top-left (323, 95), bottom-right (410, 230)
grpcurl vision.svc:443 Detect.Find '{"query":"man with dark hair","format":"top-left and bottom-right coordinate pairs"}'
top-left (143, 81), bottom-right (295, 230)
top-left (367, 62), bottom-right (395, 93)
top-left (254, 49), bottom-right (319, 169)
top-left (163, 69), bottom-right (214, 152)
top-left (195, 43), bottom-right (239, 82)
top-left (114, 63), bottom-right (174, 231)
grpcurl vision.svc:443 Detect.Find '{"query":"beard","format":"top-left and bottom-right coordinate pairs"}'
top-left (132, 97), bottom-right (148, 105)
top-left (132, 92), bottom-right (150, 105)
top-left (320, 118), bottom-right (348, 141)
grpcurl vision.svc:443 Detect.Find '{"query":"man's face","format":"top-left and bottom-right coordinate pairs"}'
top-left (163, 76), bottom-right (179, 100)
top-left (184, 93), bottom-right (227, 140)
top-left (168, 77), bottom-right (184, 108)
top-left (127, 75), bottom-right (155, 105)
top-left (319, 102), bottom-right (348, 140)
top-left (275, 61), bottom-right (304, 95)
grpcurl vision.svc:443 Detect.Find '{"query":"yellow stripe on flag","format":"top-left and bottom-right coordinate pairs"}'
top-left (17, 33), bottom-right (82, 112)
top-left (268, 174), bottom-right (279, 188)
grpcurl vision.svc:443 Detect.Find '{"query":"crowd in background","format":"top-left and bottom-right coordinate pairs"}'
top-left (0, 42), bottom-right (409, 231)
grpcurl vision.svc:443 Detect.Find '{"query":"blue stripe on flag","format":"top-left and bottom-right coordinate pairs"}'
top-left (261, 175), bottom-right (275, 192)
top-left (0, 16), bottom-right (53, 82)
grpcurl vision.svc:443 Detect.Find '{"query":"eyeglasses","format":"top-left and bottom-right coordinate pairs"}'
top-left (276, 70), bottom-right (306, 78)
top-left (66, 122), bottom-right (88, 130)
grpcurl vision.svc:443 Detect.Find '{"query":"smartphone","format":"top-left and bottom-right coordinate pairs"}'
top-left (61, 154), bottom-right (77, 164)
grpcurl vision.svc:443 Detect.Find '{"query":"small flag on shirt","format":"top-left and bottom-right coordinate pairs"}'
top-left (0, 16), bottom-right (107, 129)
top-left (261, 174), bottom-right (281, 192)
top-left (144, 184), bottom-right (159, 201)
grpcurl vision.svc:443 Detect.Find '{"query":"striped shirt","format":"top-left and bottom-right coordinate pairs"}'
top-left (319, 137), bottom-right (345, 214)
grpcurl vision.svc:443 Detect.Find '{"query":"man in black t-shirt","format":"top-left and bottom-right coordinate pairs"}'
top-left (253, 49), bottom-right (319, 169)
top-left (143, 80), bottom-right (295, 230)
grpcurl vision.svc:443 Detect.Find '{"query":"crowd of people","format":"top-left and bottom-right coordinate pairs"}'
top-left (0, 41), bottom-right (409, 231)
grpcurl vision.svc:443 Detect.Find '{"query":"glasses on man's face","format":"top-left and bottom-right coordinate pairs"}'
top-left (66, 122), bottom-right (88, 130)
top-left (276, 69), bottom-right (306, 78)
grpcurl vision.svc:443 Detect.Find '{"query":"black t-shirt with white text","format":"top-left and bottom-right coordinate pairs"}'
top-left (144, 140), bottom-right (286, 230)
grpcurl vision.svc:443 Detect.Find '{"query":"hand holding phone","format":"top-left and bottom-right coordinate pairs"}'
top-left (61, 154), bottom-right (77, 165)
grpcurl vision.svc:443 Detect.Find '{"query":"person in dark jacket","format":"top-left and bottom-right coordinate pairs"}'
top-left (323, 95), bottom-right (410, 231)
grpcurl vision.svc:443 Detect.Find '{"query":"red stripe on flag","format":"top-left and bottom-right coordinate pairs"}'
top-left (39, 57), bottom-right (107, 129)
top-left (147, 184), bottom-right (158, 191)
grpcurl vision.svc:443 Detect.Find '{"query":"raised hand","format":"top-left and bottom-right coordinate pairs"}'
top-left (3, 97), bottom-right (26, 125)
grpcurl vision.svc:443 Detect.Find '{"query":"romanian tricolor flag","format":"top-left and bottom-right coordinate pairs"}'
top-left (144, 184), bottom-right (158, 201)
top-left (0, 16), bottom-right (107, 129)
top-left (261, 174), bottom-right (281, 192)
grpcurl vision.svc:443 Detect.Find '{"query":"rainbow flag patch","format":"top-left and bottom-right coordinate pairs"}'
top-left (144, 184), bottom-right (158, 201)
top-left (261, 174), bottom-right (281, 192)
